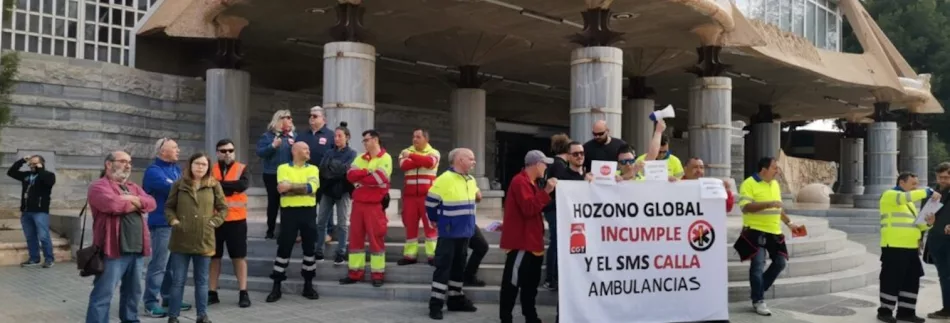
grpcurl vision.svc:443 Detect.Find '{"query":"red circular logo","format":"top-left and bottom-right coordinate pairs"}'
top-left (688, 220), bottom-right (715, 252)
top-left (599, 165), bottom-right (611, 176)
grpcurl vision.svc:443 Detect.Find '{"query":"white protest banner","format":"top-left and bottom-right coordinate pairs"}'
top-left (556, 180), bottom-right (728, 323)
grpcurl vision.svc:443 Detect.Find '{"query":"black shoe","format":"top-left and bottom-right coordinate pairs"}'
top-left (333, 254), bottom-right (347, 266)
top-left (895, 315), bottom-right (925, 323)
top-left (196, 316), bottom-right (212, 323)
top-left (463, 278), bottom-right (486, 287)
top-left (265, 282), bottom-right (282, 303)
top-left (314, 254), bottom-right (325, 262)
top-left (372, 279), bottom-right (384, 287)
top-left (238, 290), bottom-right (251, 308)
top-left (339, 277), bottom-right (360, 285)
top-left (447, 297), bottom-right (477, 312)
top-left (208, 290), bottom-right (220, 305)
top-left (302, 281), bottom-right (320, 300)
top-left (427, 258), bottom-right (435, 266)
top-left (265, 232), bottom-right (275, 240)
top-left (877, 313), bottom-right (897, 323)
top-left (397, 258), bottom-right (418, 266)
top-left (929, 309), bottom-right (950, 319)
top-left (428, 309), bottom-right (444, 320)
top-left (167, 317), bottom-right (180, 323)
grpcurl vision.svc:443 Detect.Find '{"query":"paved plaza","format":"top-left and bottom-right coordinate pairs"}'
top-left (0, 233), bottom-right (944, 323)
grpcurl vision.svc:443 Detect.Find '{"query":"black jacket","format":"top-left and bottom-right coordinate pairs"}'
top-left (542, 157), bottom-right (585, 213)
top-left (7, 159), bottom-right (56, 213)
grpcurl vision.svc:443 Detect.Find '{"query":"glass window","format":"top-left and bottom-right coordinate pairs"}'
top-left (41, 0), bottom-right (52, 14)
top-left (736, 0), bottom-right (750, 14)
top-left (0, 32), bottom-right (10, 49)
top-left (14, 34), bottom-right (25, 51)
top-left (792, 0), bottom-right (805, 36)
top-left (780, 0), bottom-right (792, 31)
top-left (40, 37), bottom-right (51, 54)
top-left (54, 39), bottom-right (64, 55)
top-left (816, 6), bottom-right (827, 49)
top-left (766, 0), bottom-right (781, 26)
top-left (805, 1), bottom-right (816, 42)
top-left (750, 0), bottom-right (766, 20)
top-left (827, 11), bottom-right (838, 50)
top-left (27, 14), bottom-right (39, 33)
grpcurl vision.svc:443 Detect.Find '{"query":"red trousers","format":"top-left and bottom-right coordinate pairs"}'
top-left (348, 201), bottom-right (388, 281)
top-left (402, 196), bottom-right (437, 239)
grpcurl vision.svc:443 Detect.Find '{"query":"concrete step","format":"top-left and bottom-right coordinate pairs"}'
top-left (0, 234), bottom-right (72, 266)
top-left (786, 208), bottom-right (880, 218)
top-left (205, 253), bottom-right (880, 304)
top-left (726, 240), bottom-right (866, 282)
top-left (229, 239), bottom-right (865, 283)
top-left (243, 215), bottom-right (833, 245)
top-left (825, 216), bottom-right (882, 226)
top-left (829, 224), bottom-right (881, 234)
top-left (242, 228), bottom-right (852, 265)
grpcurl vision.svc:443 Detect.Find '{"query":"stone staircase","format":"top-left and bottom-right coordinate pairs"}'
top-left (787, 207), bottom-right (882, 234)
top-left (204, 212), bottom-right (878, 303)
top-left (0, 219), bottom-right (73, 266)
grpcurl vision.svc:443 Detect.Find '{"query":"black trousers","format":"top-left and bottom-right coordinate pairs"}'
top-left (879, 247), bottom-right (924, 316)
top-left (500, 250), bottom-right (543, 323)
top-left (270, 206), bottom-right (318, 282)
top-left (465, 227), bottom-right (488, 281)
top-left (262, 174), bottom-right (281, 235)
top-left (430, 237), bottom-right (470, 310)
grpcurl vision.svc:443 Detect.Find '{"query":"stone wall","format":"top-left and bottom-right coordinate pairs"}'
top-left (0, 53), bottom-right (499, 213)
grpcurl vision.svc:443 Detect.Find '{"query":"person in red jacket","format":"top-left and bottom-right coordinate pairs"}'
top-left (499, 150), bottom-right (557, 323)
top-left (681, 157), bottom-right (735, 212)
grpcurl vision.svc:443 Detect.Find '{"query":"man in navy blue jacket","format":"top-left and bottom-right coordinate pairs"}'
top-left (141, 138), bottom-right (188, 317)
top-left (297, 106), bottom-right (335, 236)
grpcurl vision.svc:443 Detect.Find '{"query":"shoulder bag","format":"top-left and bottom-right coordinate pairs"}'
top-left (75, 202), bottom-right (104, 277)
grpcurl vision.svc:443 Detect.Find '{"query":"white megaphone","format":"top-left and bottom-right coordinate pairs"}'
top-left (650, 104), bottom-right (676, 122)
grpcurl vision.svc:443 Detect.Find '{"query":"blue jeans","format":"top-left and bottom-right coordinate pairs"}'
top-left (143, 226), bottom-right (172, 309)
top-left (167, 252), bottom-right (210, 318)
top-left (316, 194), bottom-right (351, 257)
top-left (85, 254), bottom-right (144, 323)
top-left (543, 209), bottom-right (558, 284)
top-left (749, 247), bottom-right (787, 302)
top-left (931, 240), bottom-right (950, 310)
top-left (20, 212), bottom-right (54, 263)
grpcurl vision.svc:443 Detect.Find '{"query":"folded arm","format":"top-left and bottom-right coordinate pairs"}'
top-left (410, 153), bottom-right (439, 169)
top-left (219, 167), bottom-right (250, 195)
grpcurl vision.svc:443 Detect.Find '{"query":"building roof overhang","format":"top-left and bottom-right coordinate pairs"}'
top-left (134, 0), bottom-right (942, 124)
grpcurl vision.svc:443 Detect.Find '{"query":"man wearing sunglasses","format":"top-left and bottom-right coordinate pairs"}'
top-left (207, 139), bottom-right (251, 308)
top-left (540, 138), bottom-right (585, 291)
top-left (582, 120), bottom-right (628, 173)
top-left (635, 135), bottom-right (684, 181)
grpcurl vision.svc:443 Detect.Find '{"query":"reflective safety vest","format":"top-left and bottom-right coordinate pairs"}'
top-left (276, 162), bottom-right (320, 208)
top-left (425, 169), bottom-right (479, 238)
top-left (880, 188), bottom-right (931, 249)
top-left (738, 174), bottom-right (783, 235)
top-left (212, 162), bottom-right (247, 222)
top-left (615, 170), bottom-right (644, 181)
top-left (399, 144), bottom-right (440, 197)
top-left (636, 153), bottom-right (685, 179)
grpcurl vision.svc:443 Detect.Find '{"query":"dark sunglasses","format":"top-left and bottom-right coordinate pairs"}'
top-left (218, 149), bottom-right (234, 153)
top-left (592, 131), bottom-right (606, 137)
top-left (570, 152), bottom-right (585, 157)
top-left (619, 159), bottom-right (637, 165)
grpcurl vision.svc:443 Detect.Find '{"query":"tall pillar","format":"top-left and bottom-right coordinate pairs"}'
top-left (323, 3), bottom-right (374, 152)
top-left (900, 113), bottom-right (928, 187)
top-left (621, 76), bottom-right (654, 154)
top-left (685, 43), bottom-right (732, 178)
top-left (750, 105), bottom-right (781, 163)
top-left (204, 20), bottom-right (250, 163)
top-left (855, 102), bottom-right (899, 208)
top-left (730, 120), bottom-right (746, 187)
top-left (568, 8), bottom-right (624, 143)
top-left (450, 66), bottom-right (490, 190)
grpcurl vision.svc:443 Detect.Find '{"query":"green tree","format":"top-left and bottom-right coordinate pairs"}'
top-left (930, 134), bottom-right (950, 178)
top-left (0, 0), bottom-right (18, 138)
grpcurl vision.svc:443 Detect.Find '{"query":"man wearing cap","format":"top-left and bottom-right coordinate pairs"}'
top-left (499, 150), bottom-right (557, 323)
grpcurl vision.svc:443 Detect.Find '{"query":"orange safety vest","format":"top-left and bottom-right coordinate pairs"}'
top-left (212, 162), bottom-right (248, 222)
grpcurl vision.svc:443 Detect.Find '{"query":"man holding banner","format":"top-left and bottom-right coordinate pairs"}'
top-left (735, 157), bottom-right (803, 316)
top-left (499, 150), bottom-right (557, 323)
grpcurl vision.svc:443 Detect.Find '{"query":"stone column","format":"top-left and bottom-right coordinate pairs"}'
top-left (570, 46), bottom-right (623, 142)
top-left (855, 103), bottom-right (899, 208)
top-left (451, 87), bottom-right (489, 190)
top-left (750, 105), bottom-right (781, 163)
top-left (832, 137), bottom-right (865, 204)
top-left (322, 41), bottom-right (375, 151)
top-left (206, 68), bottom-right (250, 162)
top-left (621, 76), bottom-right (654, 154)
top-left (900, 114), bottom-right (928, 187)
top-left (731, 120), bottom-right (746, 186)
top-left (688, 76), bottom-right (732, 178)
top-left (323, 2), bottom-right (374, 153)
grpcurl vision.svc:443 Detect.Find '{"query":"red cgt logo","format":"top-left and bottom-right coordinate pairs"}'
top-left (570, 223), bottom-right (587, 254)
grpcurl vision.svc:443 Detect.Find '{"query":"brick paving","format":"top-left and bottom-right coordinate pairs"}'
top-left (0, 233), bottom-right (938, 323)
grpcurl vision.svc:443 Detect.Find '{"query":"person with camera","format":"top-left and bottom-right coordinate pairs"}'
top-left (7, 154), bottom-right (57, 268)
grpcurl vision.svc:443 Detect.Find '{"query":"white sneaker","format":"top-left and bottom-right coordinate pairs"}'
top-left (754, 301), bottom-right (772, 316)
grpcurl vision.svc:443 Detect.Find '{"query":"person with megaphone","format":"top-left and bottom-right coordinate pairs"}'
top-left (635, 105), bottom-right (684, 181)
